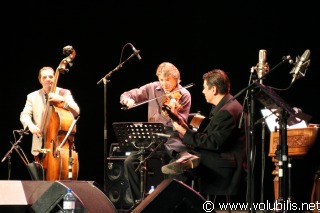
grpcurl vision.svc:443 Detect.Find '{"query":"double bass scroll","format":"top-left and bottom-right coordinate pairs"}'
top-left (57, 46), bottom-right (76, 74)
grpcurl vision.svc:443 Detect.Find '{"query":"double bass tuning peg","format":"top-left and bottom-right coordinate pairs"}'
top-left (57, 67), bottom-right (70, 74)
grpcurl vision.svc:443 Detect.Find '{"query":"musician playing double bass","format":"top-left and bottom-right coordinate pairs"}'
top-left (120, 61), bottom-right (199, 205)
top-left (20, 66), bottom-right (80, 178)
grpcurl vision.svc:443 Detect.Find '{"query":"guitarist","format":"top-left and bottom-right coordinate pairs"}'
top-left (120, 62), bottom-right (199, 205)
top-left (162, 69), bottom-right (247, 198)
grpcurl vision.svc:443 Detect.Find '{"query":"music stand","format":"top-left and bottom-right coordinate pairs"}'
top-left (254, 82), bottom-right (311, 126)
top-left (112, 122), bottom-right (167, 201)
top-left (253, 81), bottom-right (311, 210)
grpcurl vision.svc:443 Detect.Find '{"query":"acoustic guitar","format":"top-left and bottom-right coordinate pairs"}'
top-left (161, 105), bottom-right (208, 131)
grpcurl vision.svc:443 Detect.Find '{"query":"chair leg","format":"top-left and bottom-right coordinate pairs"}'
top-left (191, 177), bottom-right (201, 192)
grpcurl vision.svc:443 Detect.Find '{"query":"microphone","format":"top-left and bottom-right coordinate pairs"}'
top-left (290, 49), bottom-right (311, 84)
top-left (130, 44), bottom-right (142, 60)
top-left (255, 49), bottom-right (269, 83)
top-left (152, 133), bottom-right (171, 138)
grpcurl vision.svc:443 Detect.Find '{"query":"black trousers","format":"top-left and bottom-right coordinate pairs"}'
top-left (123, 128), bottom-right (193, 203)
top-left (123, 149), bottom-right (191, 203)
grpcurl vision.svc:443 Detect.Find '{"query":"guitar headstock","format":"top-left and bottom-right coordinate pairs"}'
top-left (161, 104), bottom-right (180, 123)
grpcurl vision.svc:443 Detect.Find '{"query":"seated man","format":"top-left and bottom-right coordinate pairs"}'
top-left (120, 62), bottom-right (199, 204)
top-left (162, 69), bottom-right (246, 197)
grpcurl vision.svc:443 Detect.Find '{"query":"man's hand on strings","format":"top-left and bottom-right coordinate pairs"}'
top-left (48, 93), bottom-right (65, 106)
top-left (173, 121), bottom-right (187, 136)
top-left (28, 124), bottom-right (41, 137)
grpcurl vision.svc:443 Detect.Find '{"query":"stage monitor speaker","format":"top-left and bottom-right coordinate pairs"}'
top-left (0, 180), bottom-right (29, 213)
top-left (0, 180), bottom-right (117, 213)
top-left (31, 180), bottom-right (117, 213)
top-left (105, 157), bottom-right (133, 210)
top-left (132, 178), bottom-right (206, 213)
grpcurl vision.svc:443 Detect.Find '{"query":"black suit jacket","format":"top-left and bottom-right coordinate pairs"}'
top-left (183, 94), bottom-right (246, 195)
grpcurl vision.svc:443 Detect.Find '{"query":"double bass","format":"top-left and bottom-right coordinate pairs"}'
top-left (40, 46), bottom-right (79, 181)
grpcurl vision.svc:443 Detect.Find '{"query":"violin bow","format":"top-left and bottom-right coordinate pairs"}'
top-left (121, 83), bottom-right (195, 110)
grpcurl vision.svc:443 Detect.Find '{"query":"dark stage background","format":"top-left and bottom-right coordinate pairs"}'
top-left (1, 0), bottom-right (319, 206)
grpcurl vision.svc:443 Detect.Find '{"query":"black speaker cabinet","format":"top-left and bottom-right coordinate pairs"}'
top-left (0, 180), bottom-right (117, 213)
top-left (105, 156), bottom-right (165, 210)
top-left (105, 157), bottom-right (133, 210)
top-left (132, 179), bottom-right (206, 213)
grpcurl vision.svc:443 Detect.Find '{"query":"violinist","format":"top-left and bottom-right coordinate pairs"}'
top-left (120, 61), bottom-right (199, 205)
top-left (20, 66), bottom-right (80, 163)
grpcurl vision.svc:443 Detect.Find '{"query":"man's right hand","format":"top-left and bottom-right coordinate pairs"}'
top-left (28, 124), bottom-right (41, 137)
top-left (121, 98), bottom-right (135, 108)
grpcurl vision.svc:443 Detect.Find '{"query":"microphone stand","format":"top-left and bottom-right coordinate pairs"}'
top-left (231, 56), bottom-right (291, 213)
top-left (1, 130), bottom-right (30, 180)
top-left (260, 119), bottom-right (266, 213)
top-left (97, 44), bottom-right (140, 191)
top-left (247, 83), bottom-right (256, 213)
top-left (238, 67), bottom-right (255, 213)
top-left (255, 112), bottom-right (267, 213)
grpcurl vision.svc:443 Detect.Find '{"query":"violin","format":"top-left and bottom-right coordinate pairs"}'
top-left (161, 88), bottom-right (187, 127)
top-left (161, 90), bottom-right (183, 111)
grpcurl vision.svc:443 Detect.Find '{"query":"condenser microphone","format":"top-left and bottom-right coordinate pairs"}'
top-left (256, 49), bottom-right (269, 83)
top-left (290, 49), bottom-right (311, 84)
top-left (130, 44), bottom-right (142, 60)
top-left (152, 133), bottom-right (171, 138)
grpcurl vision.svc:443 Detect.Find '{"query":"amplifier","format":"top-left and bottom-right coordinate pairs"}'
top-left (105, 157), bottom-right (132, 209)
top-left (105, 153), bottom-right (165, 210)
top-left (109, 143), bottom-right (131, 157)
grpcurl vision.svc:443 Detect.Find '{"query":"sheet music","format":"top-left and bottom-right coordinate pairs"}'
top-left (112, 122), bottom-right (166, 151)
top-left (261, 108), bottom-right (307, 132)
